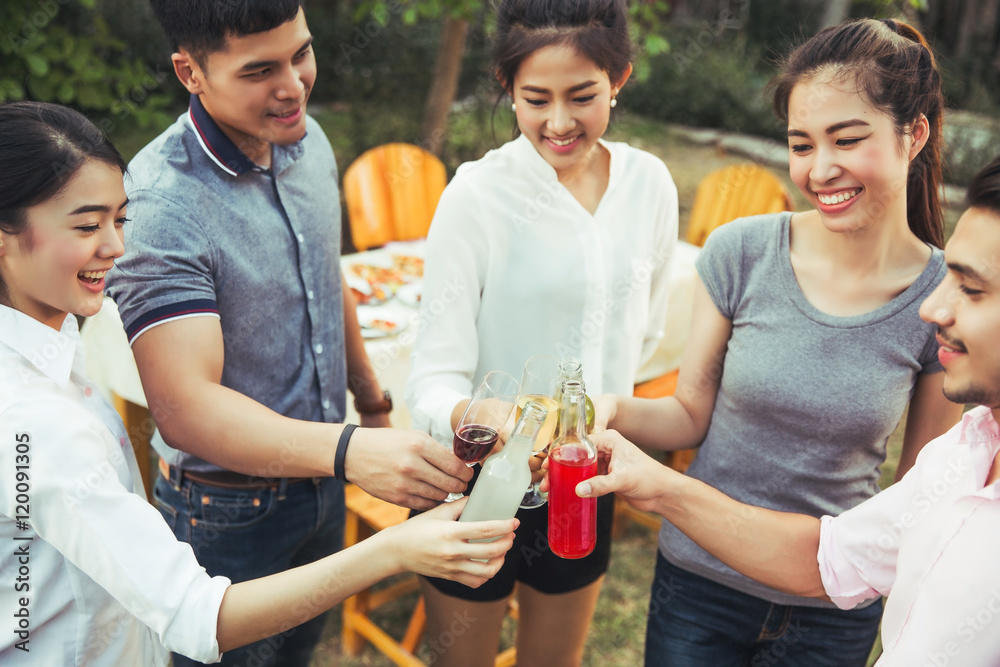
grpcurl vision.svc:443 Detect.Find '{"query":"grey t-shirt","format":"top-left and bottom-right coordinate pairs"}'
top-left (659, 211), bottom-right (945, 608)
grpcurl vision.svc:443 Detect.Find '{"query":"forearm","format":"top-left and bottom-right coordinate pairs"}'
top-left (653, 471), bottom-right (826, 598)
top-left (610, 395), bottom-right (706, 452)
top-left (216, 530), bottom-right (398, 652)
top-left (157, 381), bottom-right (341, 478)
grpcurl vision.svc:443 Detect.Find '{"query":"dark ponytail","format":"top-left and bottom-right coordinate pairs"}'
top-left (772, 19), bottom-right (945, 248)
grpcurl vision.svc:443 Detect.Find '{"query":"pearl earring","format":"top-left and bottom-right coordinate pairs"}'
top-left (511, 102), bottom-right (517, 112)
top-left (610, 98), bottom-right (617, 108)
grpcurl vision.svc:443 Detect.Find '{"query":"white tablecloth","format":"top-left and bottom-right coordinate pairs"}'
top-left (81, 240), bottom-right (700, 428)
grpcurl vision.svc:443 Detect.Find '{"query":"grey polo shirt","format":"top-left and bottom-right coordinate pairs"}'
top-left (107, 95), bottom-right (347, 473)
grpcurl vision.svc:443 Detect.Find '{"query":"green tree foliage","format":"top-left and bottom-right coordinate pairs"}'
top-left (1, 0), bottom-right (173, 133)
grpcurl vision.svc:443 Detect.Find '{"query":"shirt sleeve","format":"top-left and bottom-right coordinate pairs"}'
top-left (0, 398), bottom-right (229, 662)
top-left (694, 219), bottom-right (746, 320)
top-left (639, 160), bottom-right (679, 367)
top-left (817, 458), bottom-right (925, 609)
top-left (106, 188), bottom-right (220, 344)
top-left (405, 178), bottom-right (489, 441)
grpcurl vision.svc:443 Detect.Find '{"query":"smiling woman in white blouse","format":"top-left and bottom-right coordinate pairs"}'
top-left (0, 101), bottom-right (518, 666)
top-left (403, 1), bottom-right (678, 665)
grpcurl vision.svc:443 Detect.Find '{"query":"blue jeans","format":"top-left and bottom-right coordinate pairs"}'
top-left (154, 472), bottom-right (345, 667)
top-left (644, 553), bottom-right (882, 667)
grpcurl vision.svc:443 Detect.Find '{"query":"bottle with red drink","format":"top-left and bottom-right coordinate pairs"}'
top-left (547, 379), bottom-right (597, 559)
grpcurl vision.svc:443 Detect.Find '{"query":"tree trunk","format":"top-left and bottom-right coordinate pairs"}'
top-left (955, 0), bottom-right (981, 59)
top-left (421, 15), bottom-right (469, 156)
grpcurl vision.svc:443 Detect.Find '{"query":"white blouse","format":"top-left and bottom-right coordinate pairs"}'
top-left (0, 306), bottom-right (229, 665)
top-left (406, 135), bottom-right (678, 440)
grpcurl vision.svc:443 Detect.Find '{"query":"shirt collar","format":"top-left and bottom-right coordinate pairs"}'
top-left (187, 94), bottom-right (258, 177)
top-left (0, 305), bottom-right (81, 387)
top-left (186, 94), bottom-right (308, 177)
top-left (513, 134), bottom-right (619, 191)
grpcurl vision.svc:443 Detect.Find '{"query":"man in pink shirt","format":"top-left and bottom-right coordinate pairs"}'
top-left (574, 155), bottom-right (1000, 667)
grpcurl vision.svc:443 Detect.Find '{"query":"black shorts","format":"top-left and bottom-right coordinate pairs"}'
top-left (415, 465), bottom-right (615, 602)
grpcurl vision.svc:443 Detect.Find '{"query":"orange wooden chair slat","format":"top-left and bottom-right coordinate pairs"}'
top-left (343, 143), bottom-right (447, 251)
top-left (685, 163), bottom-right (793, 247)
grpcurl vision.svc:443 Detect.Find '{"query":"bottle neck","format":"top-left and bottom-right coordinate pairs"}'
top-left (558, 389), bottom-right (587, 440)
top-left (505, 403), bottom-right (546, 458)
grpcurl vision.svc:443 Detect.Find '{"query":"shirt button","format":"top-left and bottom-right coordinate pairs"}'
top-left (322, 399), bottom-right (331, 410)
top-left (315, 344), bottom-right (324, 354)
top-left (307, 290), bottom-right (315, 300)
top-left (297, 233), bottom-right (304, 243)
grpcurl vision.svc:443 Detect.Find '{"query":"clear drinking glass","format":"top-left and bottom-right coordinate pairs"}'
top-left (446, 370), bottom-right (520, 502)
top-left (516, 355), bottom-right (560, 508)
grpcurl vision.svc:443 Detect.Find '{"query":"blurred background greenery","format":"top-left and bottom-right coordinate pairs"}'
top-left (4, 0), bottom-right (1000, 187)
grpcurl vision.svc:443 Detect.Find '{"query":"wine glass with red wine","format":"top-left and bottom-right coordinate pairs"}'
top-left (447, 370), bottom-right (520, 501)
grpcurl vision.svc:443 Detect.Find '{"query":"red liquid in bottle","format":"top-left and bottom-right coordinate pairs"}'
top-left (548, 444), bottom-right (597, 559)
top-left (453, 424), bottom-right (498, 464)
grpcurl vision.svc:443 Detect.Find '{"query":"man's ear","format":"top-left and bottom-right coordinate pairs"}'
top-left (172, 50), bottom-right (205, 95)
top-left (0, 233), bottom-right (8, 258)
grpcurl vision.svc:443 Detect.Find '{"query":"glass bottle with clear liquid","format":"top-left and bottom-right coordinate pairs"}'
top-left (548, 380), bottom-right (597, 559)
top-left (459, 399), bottom-right (549, 531)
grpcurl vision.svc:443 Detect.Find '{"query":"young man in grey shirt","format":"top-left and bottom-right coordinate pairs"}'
top-left (107, 2), bottom-right (473, 664)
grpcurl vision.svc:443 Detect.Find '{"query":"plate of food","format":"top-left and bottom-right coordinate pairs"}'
top-left (395, 281), bottom-right (422, 308)
top-left (392, 254), bottom-right (424, 280)
top-left (345, 274), bottom-right (390, 306)
top-left (348, 262), bottom-right (406, 292)
top-left (357, 309), bottom-right (408, 338)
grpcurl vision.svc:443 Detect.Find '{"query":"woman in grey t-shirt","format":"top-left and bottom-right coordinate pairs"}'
top-left (594, 19), bottom-right (964, 667)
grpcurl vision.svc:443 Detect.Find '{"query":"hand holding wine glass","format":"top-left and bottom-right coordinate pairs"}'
top-left (517, 354), bottom-right (561, 509)
top-left (448, 370), bottom-right (520, 501)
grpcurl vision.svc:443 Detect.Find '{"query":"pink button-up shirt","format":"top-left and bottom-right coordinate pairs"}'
top-left (819, 405), bottom-right (1000, 666)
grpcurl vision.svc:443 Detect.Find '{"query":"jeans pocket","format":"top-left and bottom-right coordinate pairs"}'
top-left (190, 483), bottom-right (277, 530)
top-left (152, 477), bottom-right (180, 533)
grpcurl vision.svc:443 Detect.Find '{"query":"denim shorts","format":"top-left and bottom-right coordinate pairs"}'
top-left (644, 553), bottom-right (882, 667)
top-left (154, 472), bottom-right (345, 667)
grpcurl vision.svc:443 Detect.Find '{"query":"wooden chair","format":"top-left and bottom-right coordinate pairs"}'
top-left (685, 163), bottom-right (794, 247)
top-left (343, 143), bottom-right (447, 251)
top-left (342, 484), bottom-right (518, 667)
top-left (112, 392), bottom-right (156, 503)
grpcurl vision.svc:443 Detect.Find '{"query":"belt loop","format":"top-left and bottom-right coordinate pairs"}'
top-left (277, 477), bottom-right (289, 501)
top-left (163, 460), bottom-right (184, 491)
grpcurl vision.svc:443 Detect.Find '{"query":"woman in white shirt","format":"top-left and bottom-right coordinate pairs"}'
top-left (404, 0), bottom-right (678, 664)
top-left (0, 101), bottom-right (518, 666)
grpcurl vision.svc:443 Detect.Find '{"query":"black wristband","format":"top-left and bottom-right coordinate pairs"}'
top-left (335, 424), bottom-right (357, 482)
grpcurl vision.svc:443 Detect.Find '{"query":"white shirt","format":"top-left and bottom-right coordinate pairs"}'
top-left (818, 405), bottom-right (1000, 666)
top-left (406, 135), bottom-right (678, 439)
top-left (0, 306), bottom-right (229, 665)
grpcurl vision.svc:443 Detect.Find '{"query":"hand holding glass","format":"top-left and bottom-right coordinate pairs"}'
top-left (448, 370), bottom-right (520, 501)
top-left (517, 354), bottom-right (561, 508)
